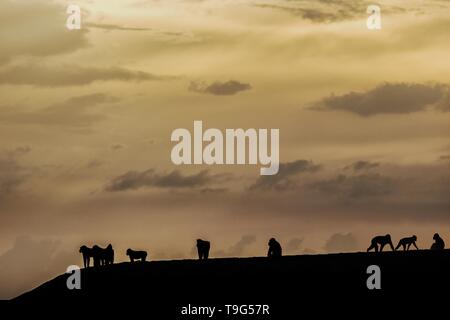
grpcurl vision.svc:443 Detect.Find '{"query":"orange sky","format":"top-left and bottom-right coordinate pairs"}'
top-left (1, 0), bottom-right (450, 299)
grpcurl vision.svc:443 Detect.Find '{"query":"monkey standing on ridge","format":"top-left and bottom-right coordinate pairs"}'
top-left (92, 245), bottom-right (102, 267)
top-left (79, 245), bottom-right (94, 268)
top-left (395, 235), bottom-right (419, 251)
top-left (126, 248), bottom-right (147, 262)
top-left (367, 234), bottom-right (395, 252)
top-left (196, 239), bottom-right (210, 260)
top-left (103, 244), bottom-right (114, 265)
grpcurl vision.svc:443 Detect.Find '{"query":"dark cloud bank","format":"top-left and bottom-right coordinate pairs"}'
top-left (101, 159), bottom-right (450, 222)
top-left (189, 80), bottom-right (252, 96)
top-left (0, 93), bottom-right (117, 127)
top-left (0, 64), bottom-right (174, 87)
top-left (250, 160), bottom-right (321, 191)
top-left (0, 147), bottom-right (32, 196)
top-left (254, 0), bottom-right (372, 23)
top-left (344, 161), bottom-right (380, 171)
top-left (105, 169), bottom-right (226, 191)
top-left (311, 82), bottom-right (450, 116)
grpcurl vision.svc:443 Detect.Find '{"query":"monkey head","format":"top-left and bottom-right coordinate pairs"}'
top-left (268, 238), bottom-right (276, 246)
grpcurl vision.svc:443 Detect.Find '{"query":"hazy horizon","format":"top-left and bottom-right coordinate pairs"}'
top-left (1, 0), bottom-right (450, 299)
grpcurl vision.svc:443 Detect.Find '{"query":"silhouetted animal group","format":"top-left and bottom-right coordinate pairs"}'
top-left (79, 233), bottom-right (446, 268)
top-left (79, 238), bottom-right (283, 268)
top-left (79, 244), bottom-right (114, 268)
top-left (79, 245), bottom-right (148, 267)
top-left (367, 233), bottom-right (445, 252)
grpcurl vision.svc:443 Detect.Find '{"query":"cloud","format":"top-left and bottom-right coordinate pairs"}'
top-left (226, 235), bottom-right (256, 256)
top-left (200, 187), bottom-right (228, 194)
top-left (0, 64), bottom-right (175, 87)
top-left (0, 0), bottom-right (89, 65)
top-left (0, 93), bottom-right (117, 127)
top-left (85, 22), bottom-right (152, 32)
top-left (214, 235), bottom-right (257, 257)
top-left (189, 80), bottom-right (252, 96)
top-left (152, 250), bottom-right (186, 260)
top-left (254, 0), bottom-right (410, 23)
top-left (310, 173), bottom-right (394, 199)
top-left (254, 0), bottom-right (372, 23)
top-left (255, 4), bottom-right (345, 22)
top-left (285, 237), bottom-right (304, 254)
top-left (241, 162), bottom-right (450, 222)
top-left (8, 146), bottom-right (32, 157)
top-left (436, 91), bottom-right (450, 112)
top-left (310, 83), bottom-right (449, 116)
top-left (0, 236), bottom-right (75, 299)
top-left (105, 169), bottom-right (225, 191)
top-left (0, 158), bottom-right (26, 195)
top-left (324, 233), bottom-right (358, 253)
top-left (250, 159), bottom-right (321, 191)
top-left (344, 161), bottom-right (379, 171)
top-left (0, 148), bottom-right (32, 196)
top-left (86, 159), bottom-right (104, 169)
top-left (111, 144), bottom-right (126, 151)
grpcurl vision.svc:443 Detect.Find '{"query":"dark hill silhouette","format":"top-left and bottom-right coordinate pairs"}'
top-left (7, 250), bottom-right (450, 316)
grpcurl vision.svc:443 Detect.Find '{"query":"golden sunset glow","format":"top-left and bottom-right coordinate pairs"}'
top-left (1, 0), bottom-right (450, 299)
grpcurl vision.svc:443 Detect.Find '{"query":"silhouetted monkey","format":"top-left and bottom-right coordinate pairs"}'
top-left (91, 244), bottom-right (114, 266)
top-left (395, 235), bottom-right (419, 251)
top-left (196, 239), bottom-right (210, 260)
top-left (79, 245), bottom-right (94, 268)
top-left (430, 233), bottom-right (445, 250)
top-left (92, 245), bottom-right (102, 267)
top-left (267, 238), bottom-right (282, 258)
top-left (103, 244), bottom-right (114, 265)
top-left (367, 234), bottom-right (394, 252)
top-left (126, 249), bottom-right (147, 262)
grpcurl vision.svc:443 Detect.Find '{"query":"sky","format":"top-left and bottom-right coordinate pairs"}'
top-left (1, 0), bottom-right (450, 299)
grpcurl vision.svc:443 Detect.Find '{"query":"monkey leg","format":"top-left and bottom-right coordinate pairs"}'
top-left (367, 242), bottom-right (377, 252)
top-left (389, 242), bottom-right (395, 251)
